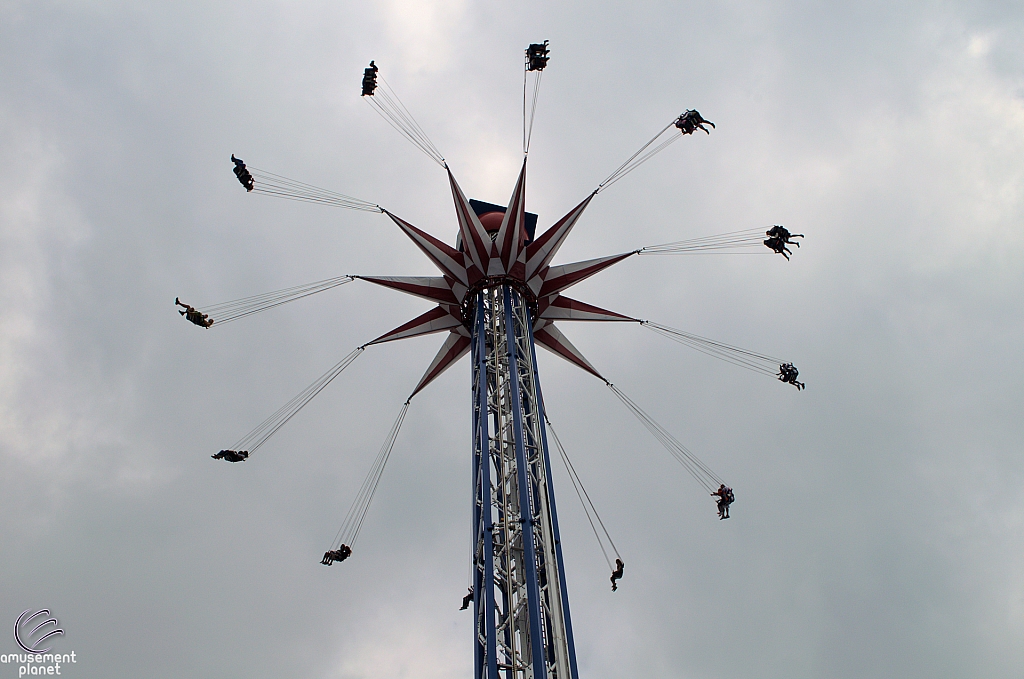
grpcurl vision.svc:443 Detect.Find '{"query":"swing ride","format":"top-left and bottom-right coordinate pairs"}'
top-left (181, 43), bottom-right (804, 679)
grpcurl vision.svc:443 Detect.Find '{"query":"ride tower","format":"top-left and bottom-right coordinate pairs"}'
top-left (202, 40), bottom-right (798, 679)
top-left (469, 238), bottom-right (576, 679)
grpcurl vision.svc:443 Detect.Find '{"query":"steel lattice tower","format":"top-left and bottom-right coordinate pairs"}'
top-left (471, 286), bottom-right (576, 679)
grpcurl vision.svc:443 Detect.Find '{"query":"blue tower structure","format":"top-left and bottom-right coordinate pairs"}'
top-left (470, 274), bottom-right (577, 679)
top-left (357, 164), bottom-right (634, 678)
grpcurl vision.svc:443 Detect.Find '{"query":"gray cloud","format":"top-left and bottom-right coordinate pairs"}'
top-left (2, 1), bottom-right (1023, 677)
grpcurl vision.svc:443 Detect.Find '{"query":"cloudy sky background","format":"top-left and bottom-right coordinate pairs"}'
top-left (2, 1), bottom-right (1023, 677)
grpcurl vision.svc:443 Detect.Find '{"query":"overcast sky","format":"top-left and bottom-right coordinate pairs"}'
top-left (2, 1), bottom-right (1023, 678)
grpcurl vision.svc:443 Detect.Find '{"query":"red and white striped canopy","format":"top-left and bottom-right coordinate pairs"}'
top-left (362, 160), bottom-right (638, 396)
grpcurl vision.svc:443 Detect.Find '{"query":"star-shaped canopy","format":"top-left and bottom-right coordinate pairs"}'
top-left (359, 159), bottom-right (638, 396)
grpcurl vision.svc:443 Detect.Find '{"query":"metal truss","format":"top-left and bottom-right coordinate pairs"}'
top-left (472, 286), bottom-right (578, 679)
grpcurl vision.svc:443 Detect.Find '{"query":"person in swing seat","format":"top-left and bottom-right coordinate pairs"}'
top-left (460, 587), bottom-right (474, 610)
top-left (764, 225), bottom-right (802, 259)
top-left (766, 224), bottom-right (803, 245)
top-left (610, 558), bottom-right (624, 591)
top-left (212, 450), bottom-right (248, 462)
top-left (361, 61), bottom-right (379, 96)
top-left (763, 235), bottom-right (793, 259)
top-left (674, 110), bottom-right (715, 135)
top-left (176, 298), bottom-right (213, 327)
top-left (321, 544), bottom-right (353, 566)
top-left (526, 41), bottom-right (550, 71)
top-left (231, 154), bottom-right (254, 191)
top-left (777, 363), bottom-right (804, 390)
top-left (712, 484), bottom-right (734, 519)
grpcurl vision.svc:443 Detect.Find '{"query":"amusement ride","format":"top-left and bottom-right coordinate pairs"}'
top-left (180, 42), bottom-right (804, 679)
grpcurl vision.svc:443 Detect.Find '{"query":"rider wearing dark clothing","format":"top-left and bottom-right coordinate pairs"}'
top-left (526, 41), bottom-right (550, 71)
top-left (460, 587), bottom-right (474, 610)
top-left (321, 544), bottom-right (353, 566)
top-left (231, 155), bottom-right (254, 191)
top-left (183, 308), bottom-right (213, 327)
top-left (361, 61), bottom-right (379, 96)
top-left (766, 225), bottom-right (803, 243)
top-left (212, 450), bottom-right (249, 462)
top-left (175, 298), bottom-right (213, 328)
top-left (763, 236), bottom-right (790, 259)
top-left (711, 484), bottom-right (734, 519)
top-left (610, 558), bottom-right (624, 591)
top-left (674, 110), bottom-right (715, 135)
top-left (764, 225), bottom-right (802, 259)
top-left (777, 363), bottom-right (804, 390)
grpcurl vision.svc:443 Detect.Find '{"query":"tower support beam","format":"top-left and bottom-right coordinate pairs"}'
top-left (472, 285), bottom-right (577, 679)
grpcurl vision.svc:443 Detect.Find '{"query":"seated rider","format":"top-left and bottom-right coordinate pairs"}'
top-left (764, 226), bottom-right (803, 259)
top-left (460, 587), bottom-right (474, 610)
top-left (711, 483), bottom-right (734, 519)
top-left (212, 450), bottom-right (249, 462)
top-left (526, 41), bottom-right (550, 71)
top-left (231, 155), bottom-right (254, 191)
top-left (610, 558), bottom-right (625, 591)
top-left (766, 225), bottom-right (803, 245)
top-left (175, 298), bottom-right (213, 328)
top-left (674, 110), bottom-right (715, 135)
top-left (321, 543), bottom-right (353, 566)
top-left (361, 61), bottom-right (379, 96)
top-left (184, 308), bottom-right (212, 328)
top-left (763, 235), bottom-right (793, 260)
top-left (777, 363), bottom-right (805, 390)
